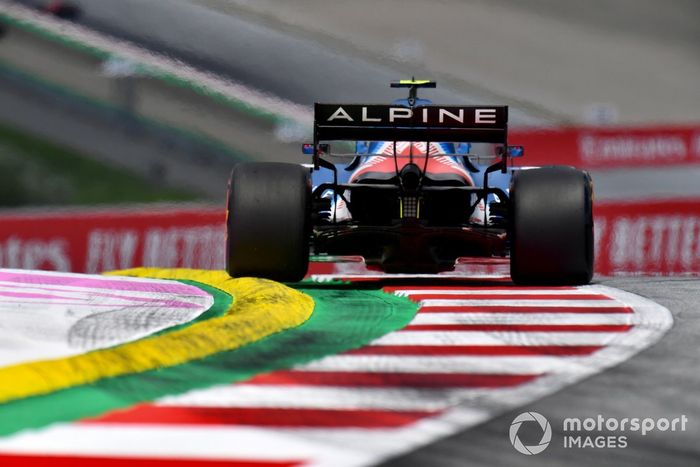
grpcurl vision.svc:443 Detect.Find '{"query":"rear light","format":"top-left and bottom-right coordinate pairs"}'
top-left (400, 196), bottom-right (420, 219)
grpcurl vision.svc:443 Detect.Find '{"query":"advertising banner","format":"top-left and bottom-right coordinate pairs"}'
top-left (0, 201), bottom-right (698, 276)
top-left (511, 125), bottom-right (700, 169)
top-left (0, 205), bottom-right (226, 273)
top-left (595, 199), bottom-right (700, 276)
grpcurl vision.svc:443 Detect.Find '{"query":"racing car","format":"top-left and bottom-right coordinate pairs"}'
top-left (225, 80), bottom-right (594, 285)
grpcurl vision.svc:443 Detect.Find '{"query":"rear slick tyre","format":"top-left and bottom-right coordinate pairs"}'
top-left (226, 162), bottom-right (310, 282)
top-left (510, 166), bottom-right (594, 285)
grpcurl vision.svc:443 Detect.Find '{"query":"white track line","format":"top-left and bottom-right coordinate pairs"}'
top-left (297, 355), bottom-right (599, 375)
top-left (0, 281), bottom-right (207, 300)
top-left (311, 273), bottom-right (510, 281)
top-left (419, 299), bottom-right (621, 307)
top-left (393, 289), bottom-right (600, 296)
top-left (158, 385), bottom-right (460, 411)
top-left (370, 331), bottom-right (624, 346)
top-left (0, 411), bottom-right (491, 467)
top-left (0, 293), bottom-right (202, 308)
top-left (410, 312), bottom-right (632, 325)
top-left (0, 424), bottom-right (366, 465)
top-left (155, 383), bottom-right (570, 413)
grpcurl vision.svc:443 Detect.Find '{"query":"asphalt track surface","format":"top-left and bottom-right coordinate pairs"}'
top-left (384, 276), bottom-right (700, 467)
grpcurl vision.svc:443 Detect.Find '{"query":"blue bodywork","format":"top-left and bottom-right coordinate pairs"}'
top-left (309, 94), bottom-right (514, 197)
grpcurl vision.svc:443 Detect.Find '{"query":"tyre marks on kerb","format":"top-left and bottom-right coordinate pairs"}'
top-left (0, 269), bottom-right (314, 406)
top-left (0, 269), bottom-right (212, 368)
top-left (0, 283), bottom-right (672, 467)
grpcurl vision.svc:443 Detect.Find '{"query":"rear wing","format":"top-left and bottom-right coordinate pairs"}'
top-left (314, 104), bottom-right (508, 148)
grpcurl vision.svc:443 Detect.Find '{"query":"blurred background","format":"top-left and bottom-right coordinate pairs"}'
top-left (0, 0), bottom-right (698, 274)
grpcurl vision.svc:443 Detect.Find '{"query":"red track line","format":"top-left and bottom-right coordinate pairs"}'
top-left (404, 293), bottom-right (610, 301)
top-left (345, 345), bottom-right (603, 356)
top-left (0, 454), bottom-right (303, 467)
top-left (418, 306), bottom-right (634, 314)
top-left (402, 324), bottom-right (634, 332)
top-left (245, 371), bottom-right (541, 388)
top-left (84, 406), bottom-right (437, 429)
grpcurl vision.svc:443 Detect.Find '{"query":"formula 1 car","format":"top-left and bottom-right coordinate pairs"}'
top-left (226, 80), bottom-right (594, 285)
